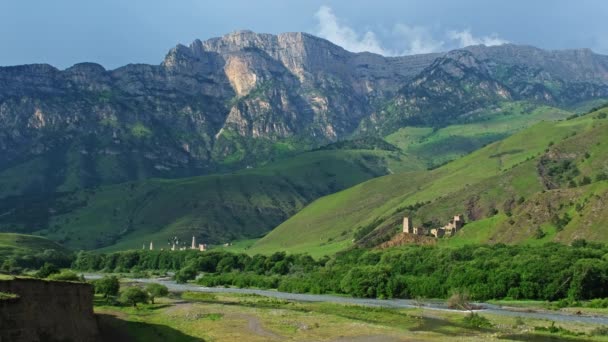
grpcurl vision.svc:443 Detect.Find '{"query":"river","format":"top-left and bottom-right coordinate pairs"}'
top-left (85, 274), bottom-right (608, 325)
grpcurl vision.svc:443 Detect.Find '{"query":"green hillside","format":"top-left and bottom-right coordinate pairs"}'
top-left (0, 147), bottom-right (420, 251)
top-left (250, 106), bottom-right (608, 257)
top-left (385, 101), bottom-right (571, 167)
top-left (0, 233), bottom-right (71, 271)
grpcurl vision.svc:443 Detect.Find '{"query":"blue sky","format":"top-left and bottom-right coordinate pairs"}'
top-left (1, 0), bottom-right (607, 69)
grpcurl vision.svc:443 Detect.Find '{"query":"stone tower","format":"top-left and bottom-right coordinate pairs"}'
top-left (191, 235), bottom-right (196, 249)
top-left (149, 241), bottom-right (154, 250)
top-left (453, 214), bottom-right (464, 229)
top-left (403, 217), bottom-right (413, 233)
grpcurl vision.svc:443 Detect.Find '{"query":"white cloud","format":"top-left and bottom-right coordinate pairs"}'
top-left (393, 24), bottom-right (444, 55)
top-left (313, 6), bottom-right (508, 56)
top-left (314, 6), bottom-right (388, 55)
top-left (447, 29), bottom-right (509, 48)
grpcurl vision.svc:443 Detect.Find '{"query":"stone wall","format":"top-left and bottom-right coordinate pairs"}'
top-left (0, 277), bottom-right (100, 342)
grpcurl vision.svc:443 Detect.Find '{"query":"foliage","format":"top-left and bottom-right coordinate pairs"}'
top-left (145, 283), bottom-right (169, 304)
top-left (0, 233), bottom-right (72, 274)
top-left (47, 270), bottom-right (82, 281)
top-left (462, 313), bottom-right (492, 329)
top-left (120, 286), bottom-right (149, 307)
top-left (174, 266), bottom-right (197, 284)
top-left (447, 290), bottom-right (472, 310)
top-left (86, 243), bottom-right (608, 302)
top-left (0, 292), bottom-right (19, 300)
top-left (94, 275), bottom-right (120, 299)
top-left (534, 322), bottom-right (582, 336)
top-left (35, 262), bottom-right (60, 278)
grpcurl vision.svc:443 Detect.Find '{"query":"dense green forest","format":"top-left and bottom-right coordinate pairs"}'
top-left (72, 241), bottom-right (608, 302)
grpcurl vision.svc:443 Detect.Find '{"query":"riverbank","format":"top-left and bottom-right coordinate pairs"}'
top-left (90, 274), bottom-right (608, 326)
top-left (93, 289), bottom-right (608, 341)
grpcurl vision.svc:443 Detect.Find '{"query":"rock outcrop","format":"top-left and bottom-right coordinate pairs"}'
top-left (0, 31), bottom-right (607, 192)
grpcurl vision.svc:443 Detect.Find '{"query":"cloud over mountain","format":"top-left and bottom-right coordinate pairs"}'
top-left (314, 6), bottom-right (508, 56)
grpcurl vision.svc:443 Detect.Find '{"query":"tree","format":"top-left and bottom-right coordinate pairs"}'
top-left (174, 266), bottom-right (197, 283)
top-left (35, 262), bottom-right (59, 278)
top-left (95, 276), bottom-right (120, 299)
top-left (120, 287), bottom-right (149, 307)
top-left (145, 283), bottom-right (169, 304)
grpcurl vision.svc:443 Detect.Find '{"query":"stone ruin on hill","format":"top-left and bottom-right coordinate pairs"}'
top-left (402, 214), bottom-right (465, 238)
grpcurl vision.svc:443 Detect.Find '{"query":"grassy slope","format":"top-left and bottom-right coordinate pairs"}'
top-left (15, 148), bottom-right (420, 251)
top-left (385, 101), bottom-right (572, 167)
top-left (0, 232), bottom-right (69, 261)
top-left (251, 107), bottom-right (608, 257)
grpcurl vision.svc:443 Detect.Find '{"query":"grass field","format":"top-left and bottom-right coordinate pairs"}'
top-left (94, 290), bottom-right (608, 341)
top-left (250, 106), bottom-right (608, 256)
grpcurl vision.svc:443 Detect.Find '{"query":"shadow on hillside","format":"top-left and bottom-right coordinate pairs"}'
top-left (97, 313), bottom-right (203, 342)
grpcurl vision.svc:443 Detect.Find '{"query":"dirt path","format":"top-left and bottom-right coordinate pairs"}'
top-left (229, 313), bottom-right (284, 340)
top-left (159, 299), bottom-right (284, 340)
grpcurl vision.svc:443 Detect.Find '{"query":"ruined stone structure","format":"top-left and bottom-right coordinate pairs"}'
top-left (413, 226), bottom-right (428, 235)
top-left (191, 235), bottom-right (196, 249)
top-left (199, 243), bottom-right (207, 251)
top-left (430, 228), bottom-right (445, 238)
top-left (402, 214), bottom-right (465, 238)
top-left (0, 278), bottom-right (100, 341)
top-left (402, 217), bottom-right (413, 234)
top-left (149, 241), bottom-right (154, 250)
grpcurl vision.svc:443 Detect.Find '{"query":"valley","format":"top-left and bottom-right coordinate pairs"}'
top-left (2, 17), bottom-right (608, 341)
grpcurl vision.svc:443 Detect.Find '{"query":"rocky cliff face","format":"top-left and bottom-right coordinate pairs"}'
top-left (0, 31), bottom-right (607, 193)
top-left (0, 278), bottom-right (100, 342)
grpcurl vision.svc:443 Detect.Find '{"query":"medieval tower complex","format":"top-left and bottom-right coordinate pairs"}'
top-left (402, 214), bottom-right (465, 238)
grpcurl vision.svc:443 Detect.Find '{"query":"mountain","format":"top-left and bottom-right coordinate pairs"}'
top-left (0, 145), bottom-right (417, 250)
top-left (2, 31), bottom-right (608, 251)
top-left (1, 31), bottom-right (608, 194)
top-left (360, 48), bottom-right (608, 133)
top-left (249, 106), bottom-right (608, 257)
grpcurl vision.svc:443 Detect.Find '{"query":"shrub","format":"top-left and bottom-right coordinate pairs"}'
top-left (145, 283), bottom-right (169, 304)
top-left (35, 262), bottom-right (59, 278)
top-left (47, 270), bottom-right (81, 282)
top-left (463, 313), bottom-right (492, 329)
top-left (0, 292), bottom-right (19, 300)
top-left (586, 298), bottom-right (608, 308)
top-left (119, 287), bottom-right (149, 307)
top-left (447, 290), bottom-right (471, 310)
top-left (591, 326), bottom-right (608, 336)
top-left (579, 176), bottom-right (592, 186)
top-left (174, 266), bottom-right (197, 283)
top-left (94, 276), bottom-right (120, 299)
top-left (534, 228), bottom-right (546, 239)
